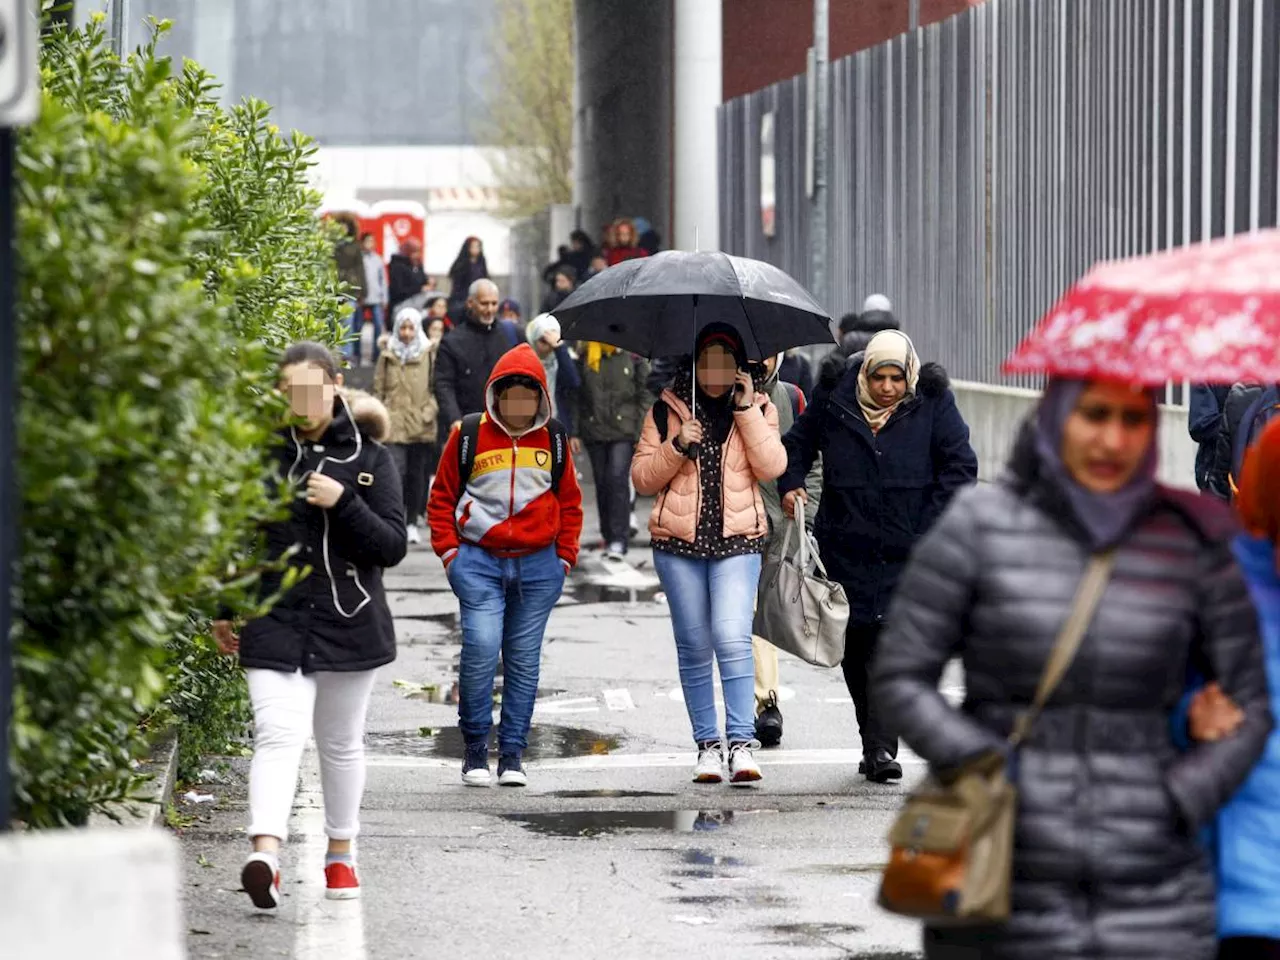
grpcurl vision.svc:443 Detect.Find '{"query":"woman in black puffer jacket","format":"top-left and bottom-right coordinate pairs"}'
top-left (873, 376), bottom-right (1273, 960)
top-left (213, 341), bottom-right (407, 911)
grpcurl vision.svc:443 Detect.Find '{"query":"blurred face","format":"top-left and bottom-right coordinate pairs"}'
top-left (602, 224), bottom-right (617, 246)
top-left (763, 355), bottom-right (779, 378)
top-left (554, 273), bottom-right (574, 293)
top-left (428, 299), bottom-right (448, 319)
top-left (469, 285), bottom-right (500, 326)
top-left (696, 344), bottom-right (737, 397)
top-left (1061, 381), bottom-right (1156, 494)
top-left (498, 383), bottom-right (540, 431)
top-left (867, 365), bottom-right (908, 408)
top-left (426, 319), bottom-right (444, 343)
top-left (533, 335), bottom-right (557, 359)
top-left (590, 255), bottom-right (607, 273)
top-left (616, 223), bottom-right (635, 246)
top-left (500, 306), bottom-right (521, 322)
top-left (361, 235), bottom-right (376, 252)
top-left (468, 238), bottom-right (482, 258)
top-left (398, 319), bottom-right (417, 345)
top-left (280, 362), bottom-right (339, 433)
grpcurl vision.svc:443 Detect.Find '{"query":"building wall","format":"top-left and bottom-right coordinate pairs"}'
top-left (574, 0), bottom-right (674, 248)
top-left (722, 0), bottom-right (983, 101)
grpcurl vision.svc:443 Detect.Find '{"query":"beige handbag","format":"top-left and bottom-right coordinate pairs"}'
top-left (878, 551), bottom-right (1116, 926)
top-left (753, 518), bottom-right (849, 668)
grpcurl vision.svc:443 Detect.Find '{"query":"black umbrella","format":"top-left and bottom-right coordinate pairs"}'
top-left (552, 250), bottom-right (834, 359)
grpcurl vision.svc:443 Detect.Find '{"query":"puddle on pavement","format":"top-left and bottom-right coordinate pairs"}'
top-left (548, 789), bottom-right (676, 799)
top-left (502, 809), bottom-right (738, 837)
top-left (786, 862), bottom-right (886, 877)
top-left (669, 889), bottom-right (791, 908)
top-left (566, 581), bottom-right (666, 605)
top-left (765, 922), bottom-right (868, 945)
top-left (367, 725), bottom-right (623, 761)
top-left (842, 954), bottom-right (918, 960)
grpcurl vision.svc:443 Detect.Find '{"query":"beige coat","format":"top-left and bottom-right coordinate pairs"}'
top-left (631, 388), bottom-right (787, 543)
top-left (374, 345), bottom-right (438, 444)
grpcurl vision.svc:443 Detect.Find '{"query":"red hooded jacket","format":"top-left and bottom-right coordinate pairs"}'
top-left (428, 344), bottom-right (583, 568)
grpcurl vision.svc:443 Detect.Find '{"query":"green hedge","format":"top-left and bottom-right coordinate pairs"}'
top-left (12, 15), bottom-right (345, 825)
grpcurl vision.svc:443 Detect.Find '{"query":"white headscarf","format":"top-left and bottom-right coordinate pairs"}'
top-left (857, 329), bottom-right (920, 433)
top-left (387, 307), bottom-right (428, 363)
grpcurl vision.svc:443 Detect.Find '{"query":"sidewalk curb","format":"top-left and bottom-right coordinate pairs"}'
top-left (87, 730), bottom-right (180, 830)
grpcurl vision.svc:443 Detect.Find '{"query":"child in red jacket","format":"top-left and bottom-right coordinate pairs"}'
top-left (428, 344), bottom-right (583, 787)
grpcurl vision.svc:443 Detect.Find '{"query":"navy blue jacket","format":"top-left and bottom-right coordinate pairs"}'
top-left (780, 359), bottom-right (978, 625)
top-left (1189, 384), bottom-right (1230, 494)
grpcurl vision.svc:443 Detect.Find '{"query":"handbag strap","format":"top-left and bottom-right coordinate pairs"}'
top-left (1009, 550), bottom-right (1116, 747)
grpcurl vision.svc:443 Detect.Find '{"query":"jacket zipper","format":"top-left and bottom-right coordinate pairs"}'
top-left (508, 437), bottom-right (518, 524)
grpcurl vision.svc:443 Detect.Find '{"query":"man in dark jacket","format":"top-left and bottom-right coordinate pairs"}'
top-left (1207, 382), bottom-right (1279, 500)
top-left (779, 339), bottom-right (977, 782)
top-left (435, 279), bottom-right (512, 432)
top-left (387, 238), bottom-right (430, 317)
top-left (1189, 384), bottom-right (1230, 496)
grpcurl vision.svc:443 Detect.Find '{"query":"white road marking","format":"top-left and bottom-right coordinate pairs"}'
top-left (365, 747), bottom-right (925, 772)
top-left (535, 696), bottom-right (601, 716)
top-left (294, 750), bottom-right (367, 960)
top-left (603, 688), bottom-right (636, 711)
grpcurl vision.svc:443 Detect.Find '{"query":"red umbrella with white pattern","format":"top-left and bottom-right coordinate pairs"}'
top-left (1004, 230), bottom-right (1280, 385)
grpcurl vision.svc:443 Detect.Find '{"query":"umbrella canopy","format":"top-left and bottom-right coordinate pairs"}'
top-left (1004, 229), bottom-right (1280, 385)
top-left (552, 250), bottom-right (833, 359)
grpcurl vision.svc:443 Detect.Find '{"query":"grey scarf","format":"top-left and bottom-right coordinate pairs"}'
top-left (1032, 378), bottom-right (1158, 551)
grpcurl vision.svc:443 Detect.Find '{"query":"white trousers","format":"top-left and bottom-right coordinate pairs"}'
top-left (246, 668), bottom-right (378, 843)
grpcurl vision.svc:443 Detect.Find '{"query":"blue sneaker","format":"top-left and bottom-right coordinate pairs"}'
top-left (498, 753), bottom-right (528, 787)
top-left (462, 741), bottom-right (491, 787)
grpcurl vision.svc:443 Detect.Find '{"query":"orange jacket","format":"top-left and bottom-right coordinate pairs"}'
top-left (631, 388), bottom-right (787, 544)
top-left (428, 344), bottom-right (583, 568)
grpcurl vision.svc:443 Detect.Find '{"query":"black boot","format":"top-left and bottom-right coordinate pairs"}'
top-left (754, 693), bottom-right (783, 748)
top-left (863, 748), bottom-right (902, 783)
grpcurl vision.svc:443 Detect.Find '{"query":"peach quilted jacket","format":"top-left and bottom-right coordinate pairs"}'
top-left (631, 388), bottom-right (788, 543)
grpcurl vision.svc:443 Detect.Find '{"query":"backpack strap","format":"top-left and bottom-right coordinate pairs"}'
top-left (457, 412), bottom-right (484, 485)
top-left (457, 411), bottom-right (568, 493)
top-left (652, 398), bottom-right (671, 443)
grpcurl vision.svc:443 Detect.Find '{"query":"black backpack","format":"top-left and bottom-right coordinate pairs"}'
top-left (456, 412), bottom-right (569, 491)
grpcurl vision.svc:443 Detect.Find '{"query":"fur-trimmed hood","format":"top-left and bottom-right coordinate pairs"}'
top-left (845, 352), bottom-right (952, 398)
top-left (338, 387), bottom-right (391, 442)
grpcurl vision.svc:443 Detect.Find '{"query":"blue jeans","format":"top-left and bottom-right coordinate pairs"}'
top-left (448, 543), bottom-right (565, 754)
top-left (653, 551), bottom-right (762, 745)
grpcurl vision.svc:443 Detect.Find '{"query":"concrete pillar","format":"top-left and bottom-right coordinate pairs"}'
top-left (673, 0), bottom-right (722, 252)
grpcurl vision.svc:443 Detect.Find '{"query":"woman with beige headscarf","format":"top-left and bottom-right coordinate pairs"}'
top-left (779, 328), bottom-right (978, 783)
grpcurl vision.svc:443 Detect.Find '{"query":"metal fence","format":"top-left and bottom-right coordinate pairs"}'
top-left (719, 0), bottom-right (1280, 386)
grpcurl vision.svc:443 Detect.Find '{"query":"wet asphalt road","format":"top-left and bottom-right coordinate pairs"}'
top-left (175, 488), bottom-right (957, 960)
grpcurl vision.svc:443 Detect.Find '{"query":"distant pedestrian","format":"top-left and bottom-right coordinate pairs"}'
top-left (447, 236), bottom-right (489, 319)
top-left (565, 229), bottom-right (595, 277)
top-left (605, 218), bottom-right (650, 266)
top-left (874, 376), bottom-right (1270, 960)
top-left (525, 313), bottom-right (581, 434)
top-left (818, 294), bottom-right (899, 395)
top-left (574, 340), bottom-right (650, 560)
top-left (358, 232), bottom-right (388, 366)
top-left (1189, 384), bottom-right (1230, 496)
top-left (424, 294), bottom-right (453, 332)
top-left (584, 252), bottom-right (609, 282)
top-left (374, 308), bottom-right (439, 545)
top-left (777, 349), bottom-right (814, 399)
top-left (781, 330), bottom-right (977, 783)
top-left (435, 279), bottom-right (519, 433)
top-left (632, 324), bottom-right (787, 785)
top-left (498, 298), bottom-right (524, 338)
top-left (334, 217), bottom-right (367, 358)
top-left (428, 345), bottom-right (583, 788)
top-left (541, 264), bottom-right (578, 314)
top-left (213, 341), bottom-right (407, 909)
top-left (387, 238), bottom-right (430, 318)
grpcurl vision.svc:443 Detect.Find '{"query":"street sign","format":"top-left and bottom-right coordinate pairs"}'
top-left (0, 0), bottom-right (40, 127)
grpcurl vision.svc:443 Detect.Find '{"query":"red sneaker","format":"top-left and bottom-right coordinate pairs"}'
top-left (325, 861), bottom-right (361, 900)
top-left (241, 852), bottom-right (281, 910)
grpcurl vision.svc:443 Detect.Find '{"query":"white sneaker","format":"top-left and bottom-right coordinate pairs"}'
top-left (728, 740), bottom-right (763, 785)
top-left (629, 513), bottom-right (640, 538)
top-left (604, 543), bottom-right (627, 561)
top-left (407, 524), bottom-right (422, 545)
top-left (693, 741), bottom-right (725, 784)
top-left (241, 851), bottom-right (281, 910)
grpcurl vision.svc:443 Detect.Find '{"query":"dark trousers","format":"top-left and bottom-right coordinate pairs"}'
top-left (391, 441), bottom-right (434, 524)
top-left (587, 440), bottom-right (634, 550)
top-left (1220, 939), bottom-right (1280, 960)
top-left (840, 620), bottom-right (897, 758)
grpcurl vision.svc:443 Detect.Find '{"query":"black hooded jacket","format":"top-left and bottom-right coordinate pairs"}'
top-left (239, 392), bottom-right (408, 673)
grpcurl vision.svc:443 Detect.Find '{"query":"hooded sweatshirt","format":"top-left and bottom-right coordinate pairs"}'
top-left (428, 344), bottom-right (583, 568)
